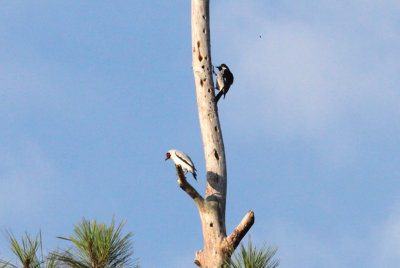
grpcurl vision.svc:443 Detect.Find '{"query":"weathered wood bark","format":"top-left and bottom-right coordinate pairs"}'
top-left (174, 0), bottom-right (254, 267)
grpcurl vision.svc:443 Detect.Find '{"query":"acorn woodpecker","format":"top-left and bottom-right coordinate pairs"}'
top-left (215, 63), bottom-right (234, 102)
top-left (165, 149), bottom-right (197, 181)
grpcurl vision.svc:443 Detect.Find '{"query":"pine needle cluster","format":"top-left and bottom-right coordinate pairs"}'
top-left (225, 239), bottom-right (279, 268)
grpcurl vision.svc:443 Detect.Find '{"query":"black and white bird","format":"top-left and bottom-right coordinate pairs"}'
top-left (215, 63), bottom-right (234, 102)
top-left (165, 149), bottom-right (197, 181)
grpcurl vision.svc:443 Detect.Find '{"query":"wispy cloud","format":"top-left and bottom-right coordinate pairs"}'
top-left (373, 205), bottom-right (400, 266)
top-left (249, 203), bottom-right (400, 268)
top-left (213, 0), bottom-right (400, 140)
top-left (252, 219), bottom-right (345, 268)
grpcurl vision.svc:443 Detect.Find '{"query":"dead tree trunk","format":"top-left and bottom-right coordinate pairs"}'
top-left (175, 0), bottom-right (255, 267)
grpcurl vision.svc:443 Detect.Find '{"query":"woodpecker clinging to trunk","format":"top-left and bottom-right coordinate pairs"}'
top-left (215, 63), bottom-right (234, 102)
top-left (165, 149), bottom-right (197, 181)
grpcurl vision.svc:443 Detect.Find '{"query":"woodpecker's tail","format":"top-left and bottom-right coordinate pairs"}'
top-left (193, 171), bottom-right (198, 181)
top-left (215, 90), bottom-right (224, 102)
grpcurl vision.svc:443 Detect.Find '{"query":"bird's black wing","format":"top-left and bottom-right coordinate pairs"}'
top-left (222, 69), bottom-right (229, 84)
top-left (224, 70), bottom-right (234, 85)
top-left (175, 151), bottom-right (195, 169)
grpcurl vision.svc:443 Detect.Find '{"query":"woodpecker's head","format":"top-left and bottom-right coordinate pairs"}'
top-left (165, 152), bottom-right (171, 161)
top-left (217, 64), bottom-right (228, 71)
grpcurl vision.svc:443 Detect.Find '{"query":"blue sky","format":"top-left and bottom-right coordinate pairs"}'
top-left (1, 1), bottom-right (400, 267)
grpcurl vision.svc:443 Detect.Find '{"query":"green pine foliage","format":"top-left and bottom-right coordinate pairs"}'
top-left (225, 239), bottom-right (279, 268)
top-left (0, 231), bottom-right (60, 268)
top-left (54, 218), bottom-right (137, 268)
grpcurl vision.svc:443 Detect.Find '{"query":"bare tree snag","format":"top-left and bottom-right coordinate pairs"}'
top-left (172, 0), bottom-right (254, 267)
top-left (176, 165), bottom-right (204, 207)
top-left (222, 210), bottom-right (255, 255)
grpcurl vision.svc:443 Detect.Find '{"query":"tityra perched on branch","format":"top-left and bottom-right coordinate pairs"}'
top-left (165, 149), bottom-right (197, 181)
top-left (215, 63), bottom-right (234, 102)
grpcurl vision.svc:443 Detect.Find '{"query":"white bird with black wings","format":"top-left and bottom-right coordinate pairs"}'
top-left (165, 149), bottom-right (197, 181)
